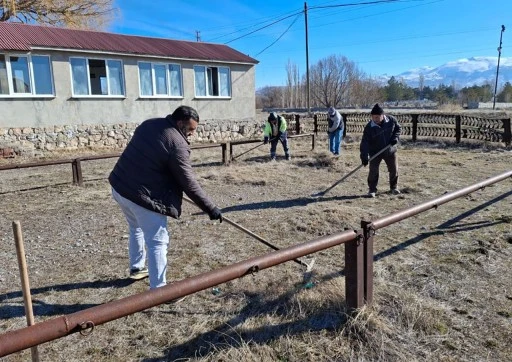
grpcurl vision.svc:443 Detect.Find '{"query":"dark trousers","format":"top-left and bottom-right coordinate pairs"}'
top-left (368, 151), bottom-right (398, 192)
top-left (270, 136), bottom-right (289, 158)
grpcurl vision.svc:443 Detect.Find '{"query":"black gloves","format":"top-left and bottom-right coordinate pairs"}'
top-left (263, 137), bottom-right (269, 145)
top-left (390, 138), bottom-right (398, 146)
top-left (361, 157), bottom-right (368, 166)
top-left (209, 207), bottom-right (223, 222)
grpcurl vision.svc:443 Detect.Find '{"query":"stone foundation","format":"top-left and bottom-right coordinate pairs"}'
top-left (0, 119), bottom-right (265, 158)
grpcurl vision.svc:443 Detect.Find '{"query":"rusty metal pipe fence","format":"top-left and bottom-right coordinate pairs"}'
top-left (0, 230), bottom-right (358, 357)
top-left (0, 162), bottom-right (509, 356)
top-left (0, 134), bottom-right (315, 188)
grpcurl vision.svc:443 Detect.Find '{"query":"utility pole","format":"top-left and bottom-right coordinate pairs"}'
top-left (304, 2), bottom-right (311, 115)
top-left (196, 30), bottom-right (201, 42)
top-left (493, 25), bottom-right (505, 110)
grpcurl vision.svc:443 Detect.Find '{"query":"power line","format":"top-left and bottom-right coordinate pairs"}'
top-left (223, 10), bottom-right (303, 45)
top-left (255, 14), bottom-right (302, 57)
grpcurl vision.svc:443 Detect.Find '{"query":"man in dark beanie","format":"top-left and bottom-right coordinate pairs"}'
top-left (359, 103), bottom-right (402, 197)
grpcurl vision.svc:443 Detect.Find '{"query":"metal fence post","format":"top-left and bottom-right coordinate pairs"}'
top-left (455, 115), bottom-right (462, 143)
top-left (71, 158), bottom-right (83, 186)
top-left (222, 142), bottom-right (229, 165)
top-left (313, 114), bottom-right (318, 135)
top-left (342, 114), bottom-right (348, 138)
top-left (295, 114), bottom-right (301, 134)
top-left (503, 118), bottom-right (511, 146)
top-left (411, 114), bottom-right (418, 142)
top-left (345, 232), bottom-right (364, 310)
top-left (311, 133), bottom-right (315, 150)
top-left (361, 220), bottom-right (374, 305)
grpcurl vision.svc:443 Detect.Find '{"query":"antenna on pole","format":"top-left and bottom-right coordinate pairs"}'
top-left (196, 30), bottom-right (201, 42)
top-left (493, 25), bottom-right (505, 110)
top-left (304, 2), bottom-right (311, 116)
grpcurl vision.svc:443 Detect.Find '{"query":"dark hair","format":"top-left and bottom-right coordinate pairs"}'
top-left (170, 105), bottom-right (200, 123)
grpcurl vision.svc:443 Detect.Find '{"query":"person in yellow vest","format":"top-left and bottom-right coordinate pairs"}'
top-left (263, 112), bottom-right (291, 161)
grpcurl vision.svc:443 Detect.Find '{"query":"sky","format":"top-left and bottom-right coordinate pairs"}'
top-left (110, 0), bottom-right (511, 89)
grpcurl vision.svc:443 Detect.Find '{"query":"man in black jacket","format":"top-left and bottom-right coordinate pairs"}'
top-left (359, 103), bottom-right (401, 198)
top-left (109, 105), bottom-right (222, 289)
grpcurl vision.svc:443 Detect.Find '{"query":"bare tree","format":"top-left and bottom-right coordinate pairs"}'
top-left (309, 54), bottom-right (356, 108)
top-left (256, 86), bottom-right (284, 109)
top-left (0, 0), bottom-right (117, 29)
top-left (349, 76), bottom-right (384, 108)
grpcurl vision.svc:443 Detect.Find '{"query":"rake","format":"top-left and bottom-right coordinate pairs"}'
top-left (312, 144), bottom-right (392, 198)
top-left (183, 196), bottom-right (315, 272)
top-left (231, 137), bottom-right (276, 161)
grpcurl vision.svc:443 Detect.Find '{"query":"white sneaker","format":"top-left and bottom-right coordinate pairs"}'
top-left (368, 192), bottom-right (376, 198)
top-left (391, 189), bottom-right (401, 195)
top-left (129, 267), bottom-right (149, 280)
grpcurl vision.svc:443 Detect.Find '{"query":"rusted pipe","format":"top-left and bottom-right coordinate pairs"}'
top-left (0, 229), bottom-right (357, 357)
top-left (371, 170), bottom-right (512, 230)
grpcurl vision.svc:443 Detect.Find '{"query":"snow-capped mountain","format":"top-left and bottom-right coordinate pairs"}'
top-left (387, 56), bottom-right (512, 89)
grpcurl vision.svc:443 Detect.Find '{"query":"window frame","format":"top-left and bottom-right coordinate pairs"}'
top-left (137, 61), bottom-right (183, 98)
top-left (0, 53), bottom-right (55, 98)
top-left (69, 56), bottom-right (126, 98)
top-left (193, 65), bottom-right (232, 99)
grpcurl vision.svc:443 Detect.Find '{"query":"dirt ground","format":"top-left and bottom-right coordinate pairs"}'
top-left (0, 135), bottom-right (511, 362)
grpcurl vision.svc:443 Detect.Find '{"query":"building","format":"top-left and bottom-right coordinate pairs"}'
top-left (0, 22), bottom-right (259, 129)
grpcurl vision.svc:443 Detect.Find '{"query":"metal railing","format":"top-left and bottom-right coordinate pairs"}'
top-left (0, 170), bottom-right (510, 357)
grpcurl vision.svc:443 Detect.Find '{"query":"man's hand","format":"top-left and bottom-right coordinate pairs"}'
top-left (209, 207), bottom-right (223, 223)
top-left (390, 138), bottom-right (398, 146)
top-left (263, 137), bottom-right (269, 145)
top-left (361, 157), bottom-right (368, 166)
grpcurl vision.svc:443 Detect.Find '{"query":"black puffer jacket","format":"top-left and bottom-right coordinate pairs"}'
top-left (360, 115), bottom-right (401, 160)
top-left (109, 116), bottom-right (216, 219)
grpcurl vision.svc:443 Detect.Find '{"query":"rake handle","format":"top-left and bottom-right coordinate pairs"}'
top-left (182, 196), bottom-right (309, 268)
top-left (319, 144), bottom-right (392, 197)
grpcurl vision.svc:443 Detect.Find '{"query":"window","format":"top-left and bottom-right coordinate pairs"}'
top-left (0, 54), bottom-right (54, 96)
top-left (70, 57), bottom-right (125, 97)
top-left (138, 62), bottom-right (183, 97)
top-left (194, 65), bottom-right (231, 97)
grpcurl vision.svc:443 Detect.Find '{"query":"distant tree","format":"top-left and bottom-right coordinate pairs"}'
top-left (418, 74), bottom-right (425, 99)
top-left (497, 82), bottom-right (512, 102)
top-left (309, 54), bottom-right (356, 108)
top-left (285, 59), bottom-right (302, 108)
top-left (0, 0), bottom-right (117, 29)
top-left (384, 76), bottom-right (415, 101)
top-left (349, 75), bottom-right (384, 107)
top-left (256, 86), bottom-right (284, 109)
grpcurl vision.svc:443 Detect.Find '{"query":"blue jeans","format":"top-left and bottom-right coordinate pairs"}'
top-left (112, 188), bottom-right (169, 289)
top-left (328, 129), bottom-right (343, 154)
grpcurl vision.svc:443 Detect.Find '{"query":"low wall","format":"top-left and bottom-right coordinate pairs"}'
top-left (0, 119), bottom-right (265, 157)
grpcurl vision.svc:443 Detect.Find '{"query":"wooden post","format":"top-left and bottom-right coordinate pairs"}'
top-left (361, 220), bottom-right (374, 305)
top-left (12, 221), bottom-right (40, 362)
top-left (503, 118), bottom-right (511, 147)
top-left (342, 114), bottom-right (348, 138)
top-left (455, 115), bottom-right (462, 144)
top-left (345, 232), bottom-right (364, 311)
top-left (311, 133), bottom-right (315, 150)
top-left (295, 114), bottom-right (301, 134)
top-left (71, 158), bottom-right (83, 186)
top-left (411, 114), bottom-right (418, 142)
top-left (222, 142), bottom-right (229, 165)
top-left (313, 114), bottom-right (318, 135)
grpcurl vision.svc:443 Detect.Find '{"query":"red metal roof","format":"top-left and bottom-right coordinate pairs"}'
top-left (0, 22), bottom-right (258, 64)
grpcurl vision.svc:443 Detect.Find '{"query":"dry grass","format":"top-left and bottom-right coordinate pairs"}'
top-left (0, 135), bottom-right (511, 361)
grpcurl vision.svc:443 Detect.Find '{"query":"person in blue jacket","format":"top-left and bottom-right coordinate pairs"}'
top-left (360, 103), bottom-right (402, 198)
top-left (263, 112), bottom-right (291, 161)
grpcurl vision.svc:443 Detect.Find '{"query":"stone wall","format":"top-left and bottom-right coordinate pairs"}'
top-left (0, 119), bottom-right (265, 157)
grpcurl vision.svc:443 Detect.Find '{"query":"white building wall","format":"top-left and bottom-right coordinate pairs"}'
top-left (0, 50), bottom-right (256, 128)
